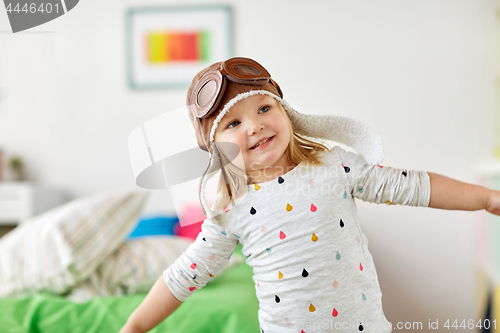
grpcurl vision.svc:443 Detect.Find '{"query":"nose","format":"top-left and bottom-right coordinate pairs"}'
top-left (247, 116), bottom-right (264, 136)
top-left (248, 119), bottom-right (265, 135)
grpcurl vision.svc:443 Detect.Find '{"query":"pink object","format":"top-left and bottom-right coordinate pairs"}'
top-left (173, 204), bottom-right (206, 240)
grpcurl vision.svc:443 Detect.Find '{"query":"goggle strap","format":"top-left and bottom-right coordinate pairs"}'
top-left (270, 78), bottom-right (283, 98)
top-left (197, 116), bottom-right (209, 151)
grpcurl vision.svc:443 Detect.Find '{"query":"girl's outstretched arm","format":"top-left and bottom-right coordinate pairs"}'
top-left (427, 172), bottom-right (500, 215)
top-left (119, 275), bottom-right (182, 333)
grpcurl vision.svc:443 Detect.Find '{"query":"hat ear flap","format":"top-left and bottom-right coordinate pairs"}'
top-left (199, 141), bottom-right (248, 221)
top-left (280, 101), bottom-right (384, 165)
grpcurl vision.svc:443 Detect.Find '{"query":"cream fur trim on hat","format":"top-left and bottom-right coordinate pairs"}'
top-left (200, 90), bottom-right (384, 220)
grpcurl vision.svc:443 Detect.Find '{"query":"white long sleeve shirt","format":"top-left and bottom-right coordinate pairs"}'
top-left (164, 146), bottom-right (431, 332)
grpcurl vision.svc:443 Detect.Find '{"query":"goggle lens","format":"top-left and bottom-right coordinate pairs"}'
top-left (231, 64), bottom-right (261, 76)
top-left (197, 80), bottom-right (217, 107)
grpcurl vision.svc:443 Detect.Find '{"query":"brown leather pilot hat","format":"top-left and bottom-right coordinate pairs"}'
top-left (186, 60), bottom-right (282, 155)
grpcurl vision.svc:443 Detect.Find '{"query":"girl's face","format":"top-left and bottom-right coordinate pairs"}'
top-left (214, 94), bottom-right (294, 182)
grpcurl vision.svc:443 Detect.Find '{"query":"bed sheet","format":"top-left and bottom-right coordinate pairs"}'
top-left (0, 245), bottom-right (260, 333)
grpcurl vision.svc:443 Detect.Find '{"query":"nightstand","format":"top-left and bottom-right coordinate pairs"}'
top-left (0, 182), bottom-right (66, 225)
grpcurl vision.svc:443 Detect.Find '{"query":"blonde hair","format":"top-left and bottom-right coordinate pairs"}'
top-left (211, 100), bottom-right (330, 213)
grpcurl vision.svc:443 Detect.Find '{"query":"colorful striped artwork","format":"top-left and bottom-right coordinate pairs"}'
top-left (146, 30), bottom-right (210, 63)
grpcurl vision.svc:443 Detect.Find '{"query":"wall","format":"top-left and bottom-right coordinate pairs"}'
top-left (0, 0), bottom-right (498, 329)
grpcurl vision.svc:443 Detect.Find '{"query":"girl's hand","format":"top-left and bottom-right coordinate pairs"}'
top-left (486, 190), bottom-right (500, 216)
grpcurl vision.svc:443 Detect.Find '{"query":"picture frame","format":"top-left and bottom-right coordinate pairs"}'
top-left (126, 4), bottom-right (234, 90)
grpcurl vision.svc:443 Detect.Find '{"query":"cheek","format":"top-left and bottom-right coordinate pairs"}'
top-left (215, 134), bottom-right (238, 152)
top-left (215, 132), bottom-right (234, 145)
top-left (279, 130), bottom-right (291, 148)
top-left (216, 139), bottom-right (246, 159)
top-left (275, 118), bottom-right (291, 140)
top-left (222, 135), bottom-right (247, 154)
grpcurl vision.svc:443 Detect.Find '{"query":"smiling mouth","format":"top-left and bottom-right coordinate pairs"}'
top-left (250, 136), bottom-right (274, 150)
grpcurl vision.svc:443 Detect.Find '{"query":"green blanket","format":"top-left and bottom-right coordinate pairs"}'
top-left (0, 245), bottom-right (260, 333)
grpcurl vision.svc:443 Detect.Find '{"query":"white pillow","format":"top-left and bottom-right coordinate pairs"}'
top-left (0, 189), bottom-right (149, 297)
top-left (67, 235), bottom-right (244, 302)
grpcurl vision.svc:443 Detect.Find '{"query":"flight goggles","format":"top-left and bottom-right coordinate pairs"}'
top-left (188, 57), bottom-right (283, 120)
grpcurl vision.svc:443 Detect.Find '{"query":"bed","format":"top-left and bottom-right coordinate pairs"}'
top-left (0, 190), bottom-right (260, 333)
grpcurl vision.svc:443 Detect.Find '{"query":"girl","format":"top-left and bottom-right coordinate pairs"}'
top-left (120, 57), bottom-right (500, 333)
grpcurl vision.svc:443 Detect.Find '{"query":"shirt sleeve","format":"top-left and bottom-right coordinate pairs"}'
top-left (163, 218), bottom-right (239, 302)
top-left (332, 146), bottom-right (431, 207)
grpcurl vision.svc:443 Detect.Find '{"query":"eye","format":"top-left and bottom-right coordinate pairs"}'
top-left (227, 120), bottom-right (240, 129)
top-left (259, 105), bottom-right (270, 113)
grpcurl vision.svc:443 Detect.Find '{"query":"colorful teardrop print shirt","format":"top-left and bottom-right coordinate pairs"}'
top-left (163, 146), bottom-right (431, 332)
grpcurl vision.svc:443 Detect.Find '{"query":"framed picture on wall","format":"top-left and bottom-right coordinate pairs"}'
top-left (126, 5), bottom-right (234, 90)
